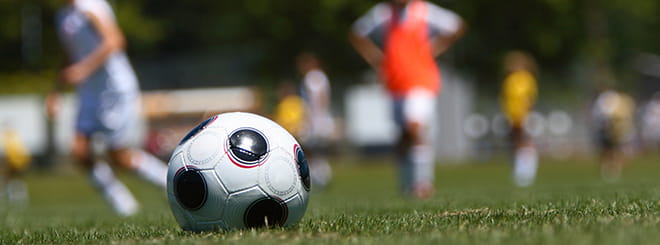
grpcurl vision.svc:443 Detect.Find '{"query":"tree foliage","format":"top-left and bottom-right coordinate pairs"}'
top-left (0, 0), bottom-right (658, 94)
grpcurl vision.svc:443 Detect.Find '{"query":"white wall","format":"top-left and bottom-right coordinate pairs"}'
top-left (0, 95), bottom-right (48, 155)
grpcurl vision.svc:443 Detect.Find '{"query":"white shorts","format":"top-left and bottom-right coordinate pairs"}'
top-left (393, 88), bottom-right (437, 130)
top-left (76, 89), bottom-right (140, 149)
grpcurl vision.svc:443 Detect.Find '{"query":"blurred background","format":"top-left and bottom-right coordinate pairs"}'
top-left (1, 0), bottom-right (659, 167)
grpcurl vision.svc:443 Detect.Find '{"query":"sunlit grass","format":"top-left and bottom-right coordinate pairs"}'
top-left (1, 155), bottom-right (658, 244)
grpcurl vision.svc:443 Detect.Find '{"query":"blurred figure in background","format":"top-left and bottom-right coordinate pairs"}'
top-left (350, 0), bottom-right (465, 199)
top-left (500, 51), bottom-right (539, 187)
top-left (274, 81), bottom-right (307, 138)
top-left (46, 0), bottom-right (168, 216)
top-left (297, 52), bottom-right (335, 190)
top-left (640, 92), bottom-right (660, 153)
top-left (1, 121), bottom-right (32, 205)
top-left (591, 89), bottom-right (636, 182)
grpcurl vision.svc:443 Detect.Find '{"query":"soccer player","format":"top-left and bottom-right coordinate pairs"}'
top-left (640, 92), bottom-right (660, 153)
top-left (350, 0), bottom-right (465, 199)
top-left (1, 121), bottom-right (31, 205)
top-left (500, 51), bottom-right (539, 187)
top-left (591, 89), bottom-right (636, 181)
top-left (297, 52), bottom-right (335, 189)
top-left (46, 0), bottom-right (168, 216)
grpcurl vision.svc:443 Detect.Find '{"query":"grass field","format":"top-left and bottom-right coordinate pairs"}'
top-left (1, 154), bottom-right (658, 244)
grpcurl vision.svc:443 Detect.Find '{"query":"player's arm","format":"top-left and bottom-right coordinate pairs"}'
top-left (45, 91), bottom-right (60, 120)
top-left (349, 4), bottom-right (388, 69)
top-left (59, 10), bottom-right (125, 85)
top-left (426, 4), bottom-right (466, 57)
top-left (432, 19), bottom-right (465, 57)
top-left (349, 31), bottom-right (383, 69)
top-left (529, 75), bottom-right (538, 106)
top-left (46, 56), bottom-right (70, 120)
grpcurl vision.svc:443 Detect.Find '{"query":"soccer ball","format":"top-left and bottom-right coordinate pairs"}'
top-left (167, 112), bottom-right (311, 231)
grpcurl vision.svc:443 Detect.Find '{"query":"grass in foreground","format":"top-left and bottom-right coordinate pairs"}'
top-left (1, 155), bottom-right (658, 244)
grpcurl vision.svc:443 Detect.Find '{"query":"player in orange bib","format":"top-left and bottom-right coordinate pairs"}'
top-left (350, 0), bottom-right (465, 199)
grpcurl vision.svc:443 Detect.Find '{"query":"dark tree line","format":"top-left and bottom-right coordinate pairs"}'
top-left (1, 0), bottom-right (658, 95)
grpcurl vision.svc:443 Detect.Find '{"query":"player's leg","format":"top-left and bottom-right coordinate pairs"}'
top-left (406, 121), bottom-right (435, 199)
top-left (403, 89), bottom-right (436, 199)
top-left (599, 134), bottom-right (622, 182)
top-left (393, 98), bottom-right (414, 195)
top-left (5, 164), bottom-right (29, 205)
top-left (307, 116), bottom-right (336, 190)
top-left (307, 140), bottom-right (333, 190)
top-left (109, 147), bottom-right (167, 188)
top-left (0, 128), bottom-right (32, 207)
top-left (73, 132), bottom-right (139, 216)
top-left (309, 155), bottom-right (332, 189)
top-left (599, 149), bottom-right (618, 182)
top-left (104, 93), bottom-right (167, 189)
top-left (512, 126), bottom-right (538, 187)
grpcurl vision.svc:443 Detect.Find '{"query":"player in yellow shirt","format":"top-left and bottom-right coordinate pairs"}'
top-left (1, 122), bottom-right (32, 205)
top-left (500, 51), bottom-right (538, 187)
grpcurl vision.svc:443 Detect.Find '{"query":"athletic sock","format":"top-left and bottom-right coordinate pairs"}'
top-left (600, 159), bottom-right (622, 182)
top-left (133, 151), bottom-right (167, 189)
top-left (89, 161), bottom-right (139, 217)
top-left (309, 157), bottom-right (332, 189)
top-left (513, 146), bottom-right (538, 187)
top-left (6, 179), bottom-right (29, 205)
top-left (411, 144), bottom-right (434, 186)
top-left (398, 154), bottom-right (414, 195)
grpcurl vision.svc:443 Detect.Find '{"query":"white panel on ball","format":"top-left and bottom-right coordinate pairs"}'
top-left (184, 130), bottom-right (224, 169)
top-left (214, 158), bottom-right (262, 193)
top-left (260, 151), bottom-right (298, 199)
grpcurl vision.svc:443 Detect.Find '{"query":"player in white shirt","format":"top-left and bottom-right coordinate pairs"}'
top-left (46, 0), bottom-right (168, 216)
top-left (297, 52), bottom-right (335, 189)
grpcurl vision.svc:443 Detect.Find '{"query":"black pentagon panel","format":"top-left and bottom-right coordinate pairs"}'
top-left (174, 168), bottom-right (208, 211)
top-left (228, 128), bottom-right (268, 164)
top-left (296, 146), bottom-right (311, 191)
top-left (179, 115), bottom-right (217, 145)
top-left (243, 198), bottom-right (287, 228)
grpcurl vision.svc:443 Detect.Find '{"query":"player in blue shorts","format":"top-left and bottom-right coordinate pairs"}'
top-left (46, 0), bottom-right (167, 216)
